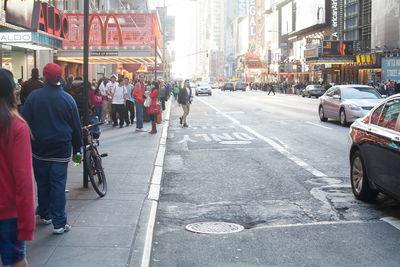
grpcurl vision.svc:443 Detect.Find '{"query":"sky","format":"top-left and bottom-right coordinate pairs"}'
top-left (149, 0), bottom-right (197, 79)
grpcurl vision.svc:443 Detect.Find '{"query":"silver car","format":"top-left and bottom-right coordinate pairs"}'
top-left (195, 83), bottom-right (212, 96)
top-left (319, 85), bottom-right (383, 126)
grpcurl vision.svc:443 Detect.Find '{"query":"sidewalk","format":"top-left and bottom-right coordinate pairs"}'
top-left (22, 103), bottom-right (171, 267)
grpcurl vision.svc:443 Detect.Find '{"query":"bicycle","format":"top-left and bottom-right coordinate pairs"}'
top-left (82, 122), bottom-right (108, 197)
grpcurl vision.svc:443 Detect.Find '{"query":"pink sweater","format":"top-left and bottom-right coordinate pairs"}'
top-left (0, 116), bottom-right (35, 241)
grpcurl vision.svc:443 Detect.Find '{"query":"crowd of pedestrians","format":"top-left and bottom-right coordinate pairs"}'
top-left (0, 62), bottom-right (198, 266)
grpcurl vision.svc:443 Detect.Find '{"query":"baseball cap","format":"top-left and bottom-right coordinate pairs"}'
top-left (43, 63), bottom-right (62, 82)
top-left (0, 68), bottom-right (16, 96)
top-left (110, 74), bottom-right (117, 79)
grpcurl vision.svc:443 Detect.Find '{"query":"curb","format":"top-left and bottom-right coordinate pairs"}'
top-left (129, 100), bottom-right (172, 267)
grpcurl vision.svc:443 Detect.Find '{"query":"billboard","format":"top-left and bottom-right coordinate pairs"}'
top-left (322, 41), bottom-right (354, 56)
top-left (372, 0), bottom-right (400, 49)
top-left (295, 0), bottom-right (326, 32)
top-left (63, 13), bottom-right (161, 49)
top-left (165, 16), bottom-right (175, 42)
top-left (238, 0), bottom-right (248, 18)
top-left (382, 57), bottom-right (400, 82)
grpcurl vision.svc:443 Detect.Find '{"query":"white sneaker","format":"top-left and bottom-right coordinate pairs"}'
top-left (136, 128), bottom-right (146, 132)
top-left (53, 224), bottom-right (71, 235)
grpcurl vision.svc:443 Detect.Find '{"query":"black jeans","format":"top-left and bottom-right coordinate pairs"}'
top-left (160, 97), bottom-right (166, 111)
top-left (125, 100), bottom-right (135, 124)
top-left (112, 104), bottom-right (125, 127)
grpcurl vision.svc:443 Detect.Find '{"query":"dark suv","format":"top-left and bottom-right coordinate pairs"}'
top-left (349, 94), bottom-right (400, 201)
top-left (234, 82), bottom-right (246, 91)
top-left (222, 82), bottom-right (234, 91)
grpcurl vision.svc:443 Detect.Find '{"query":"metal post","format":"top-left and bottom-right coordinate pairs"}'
top-left (83, 0), bottom-right (90, 188)
top-left (155, 36), bottom-right (157, 80)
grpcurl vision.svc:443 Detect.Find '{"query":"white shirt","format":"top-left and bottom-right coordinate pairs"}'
top-left (106, 81), bottom-right (117, 99)
top-left (112, 85), bottom-right (127, 104)
top-left (99, 82), bottom-right (107, 97)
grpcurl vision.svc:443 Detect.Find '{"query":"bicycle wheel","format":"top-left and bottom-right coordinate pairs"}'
top-left (85, 149), bottom-right (107, 197)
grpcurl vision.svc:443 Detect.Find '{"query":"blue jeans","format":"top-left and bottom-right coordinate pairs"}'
top-left (94, 106), bottom-right (102, 118)
top-left (135, 102), bottom-right (144, 129)
top-left (33, 159), bottom-right (68, 228)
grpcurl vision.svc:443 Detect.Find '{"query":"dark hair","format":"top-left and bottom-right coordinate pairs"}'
top-left (0, 87), bottom-right (18, 143)
top-left (94, 88), bottom-right (100, 94)
top-left (31, 68), bottom-right (39, 79)
top-left (75, 76), bottom-right (83, 81)
top-left (152, 81), bottom-right (160, 90)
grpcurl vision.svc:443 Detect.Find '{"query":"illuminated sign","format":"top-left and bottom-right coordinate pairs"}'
top-left (248, 0), bottom-right (256, 52)
top-left (331, 0), bottom-right (338, 38)
top-left (5, 0), bottom-right (69, 39)
top-left (323, 41), bottom-right (354, 56)
top-left (356, 54), bottom-right (377, 65)
top-left (64, 13), bottom-right (161, 49)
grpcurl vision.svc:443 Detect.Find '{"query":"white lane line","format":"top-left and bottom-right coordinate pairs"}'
top-left (141, 100), bottom-right (171, 267)
top-left (273, 137), bottom-right (289, 149)
top-left (141, 200), bottom-right (158, 267)
top-left (381, 217), bottom-right (400, 231)
top-left (305, 121), bottom-right (333, 130)
top-left (196, 97), bottom-right (327, 178)
top-left (252, 220), bottom-right (367, 230)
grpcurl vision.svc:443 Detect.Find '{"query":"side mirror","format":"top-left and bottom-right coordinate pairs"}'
top-left (333, 95), bottom-right (341, 100)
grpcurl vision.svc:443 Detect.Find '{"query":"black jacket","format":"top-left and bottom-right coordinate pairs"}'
top-left (178, 87), bottom-right (192, 105)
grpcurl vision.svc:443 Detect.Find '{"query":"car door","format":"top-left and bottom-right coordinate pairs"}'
top-left (331, 87), bottom-right (342, 120)
top-left (363, 99), bottom-right (400, 196)
top-left (323, 87), bottom-right (336, 117)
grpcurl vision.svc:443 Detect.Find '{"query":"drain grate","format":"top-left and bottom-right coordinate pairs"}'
top-left (185, 222), bottom-right (244, 234)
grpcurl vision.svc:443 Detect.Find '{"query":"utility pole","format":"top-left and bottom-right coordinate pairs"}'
top-left (83, 0), bottom-right (89, 188)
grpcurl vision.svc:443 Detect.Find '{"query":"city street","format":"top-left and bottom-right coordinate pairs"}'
top-left (151, 89), bottom-right (400, 266)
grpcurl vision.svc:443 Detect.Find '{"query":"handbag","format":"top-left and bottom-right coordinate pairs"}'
top-left (147, 105), bottom-right (161, 115)
top-left (144, 96), bottom-right (152, 107)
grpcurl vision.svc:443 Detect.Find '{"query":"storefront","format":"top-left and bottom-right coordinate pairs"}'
top-left (56, 11), bottom-right (162, 80)
top-left (0, 1), bottom-right (67, 79)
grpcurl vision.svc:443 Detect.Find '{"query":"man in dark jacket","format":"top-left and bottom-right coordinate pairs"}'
top-left (23, 63), bottom-right (82, 235)
top-left (20, 68), bottom-right (43, 105)
top-left (178, 80), bottom-right (192, 127)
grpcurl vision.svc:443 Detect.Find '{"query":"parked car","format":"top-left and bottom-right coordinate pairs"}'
top-left (319, 85), bottom-right (383, 126)
top-left (349, 94), bottom-right (400, 201)
top-left (195, 83), bottom-right (212, 96)
top-left (302, 85), bottom-right (325, 98)
top-left (222, 82), bottom-right (234, 91)
top-left (234, 81), bottom-right (246, 91)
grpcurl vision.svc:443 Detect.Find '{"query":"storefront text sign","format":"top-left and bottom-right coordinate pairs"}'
top-left (382, 57), bottom-right (400, 82)
top-left (248, 0), bottom-right (256, 52)
top-left (0, 32), bottom-right (32, 42)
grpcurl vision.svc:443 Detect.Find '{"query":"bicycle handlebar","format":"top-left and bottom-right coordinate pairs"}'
top-left (82, 122), bottom-right (103, 131)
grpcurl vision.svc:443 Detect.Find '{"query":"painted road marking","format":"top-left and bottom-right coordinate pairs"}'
top-left (196, 97), bottom-right (327, 178)
top-left (177, 132), bottom-right (255, 145)
top-left (381, 217), bottom-right (400, 231)
top-left (252, 220), bottom-right (368, 230)
top-left (220, 141), bottom-right (252, 145)
top-left (306, 121), bottom-right (333, 130)
top-left (273, 137), bottom-right (289, 149)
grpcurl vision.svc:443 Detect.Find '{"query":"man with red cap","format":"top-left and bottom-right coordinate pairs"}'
top-left (22, 63), bottom-right (82, 235)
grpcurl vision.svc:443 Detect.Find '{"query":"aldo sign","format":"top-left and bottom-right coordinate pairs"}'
top-left (5, 0), bottom-right (69, 39)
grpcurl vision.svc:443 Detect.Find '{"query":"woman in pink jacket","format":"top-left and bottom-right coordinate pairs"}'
top-left (0, 68), bottom-right (35, 267)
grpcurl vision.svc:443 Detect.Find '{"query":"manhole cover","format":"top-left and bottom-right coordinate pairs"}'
top-left (185, 222), bottom-right (244, 234)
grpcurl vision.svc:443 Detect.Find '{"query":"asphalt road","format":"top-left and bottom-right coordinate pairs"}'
top-left (151, 89), bottom-right (400, 267)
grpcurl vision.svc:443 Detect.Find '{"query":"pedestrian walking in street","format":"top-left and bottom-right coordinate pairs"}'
top-left (93, 89), bottom-right (103, 118)
top-left (268, 83), bottom-right (275, 95)
top-left (148, 81), bottom-right (160, 134)
top-left (0, 68), bottom-right (35, 267)
top-left (20, 68), bottom-right (43, 106)
top-left (99, 77), bottom-right (109, 123)
top-left (106, 75), bottom-right (118, 124)
top-left (178, 79), bottom-right (192, 127)
top-left (22, 63), bottom-right (82, 235)
top-left (124, 77), bottom-right (135, 126)
top-left (111, 78), bottom-right (127, 128)
top-left (69, 76), bottom-right (92, 121)
top-left (133, 74), bottom-right (146, 131)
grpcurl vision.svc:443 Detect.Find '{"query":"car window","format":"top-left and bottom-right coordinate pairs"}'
top-left (326, 87), bottom-right (335, 96)
top-left (333, 88), bottom-right (341, 97)
top-left (378, 99), bottom-right (400, 131)
top-left (341, 87), bottom-right (381, 99)
top-left (370, 104), bottom-right (385, 125)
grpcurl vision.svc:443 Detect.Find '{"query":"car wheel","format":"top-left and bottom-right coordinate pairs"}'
top-left (351, 151), bottom-right (378, 201)
top-left (308, 95), bottom-right (311, 98)
top-left (340, 108), bottom-right (348, 126)
top-left (195, 93), bottom-right (198, 96)
top-left (302, 93), bottom-right (305, 97)
top-left (319, 105), bottom-right (328, 122)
